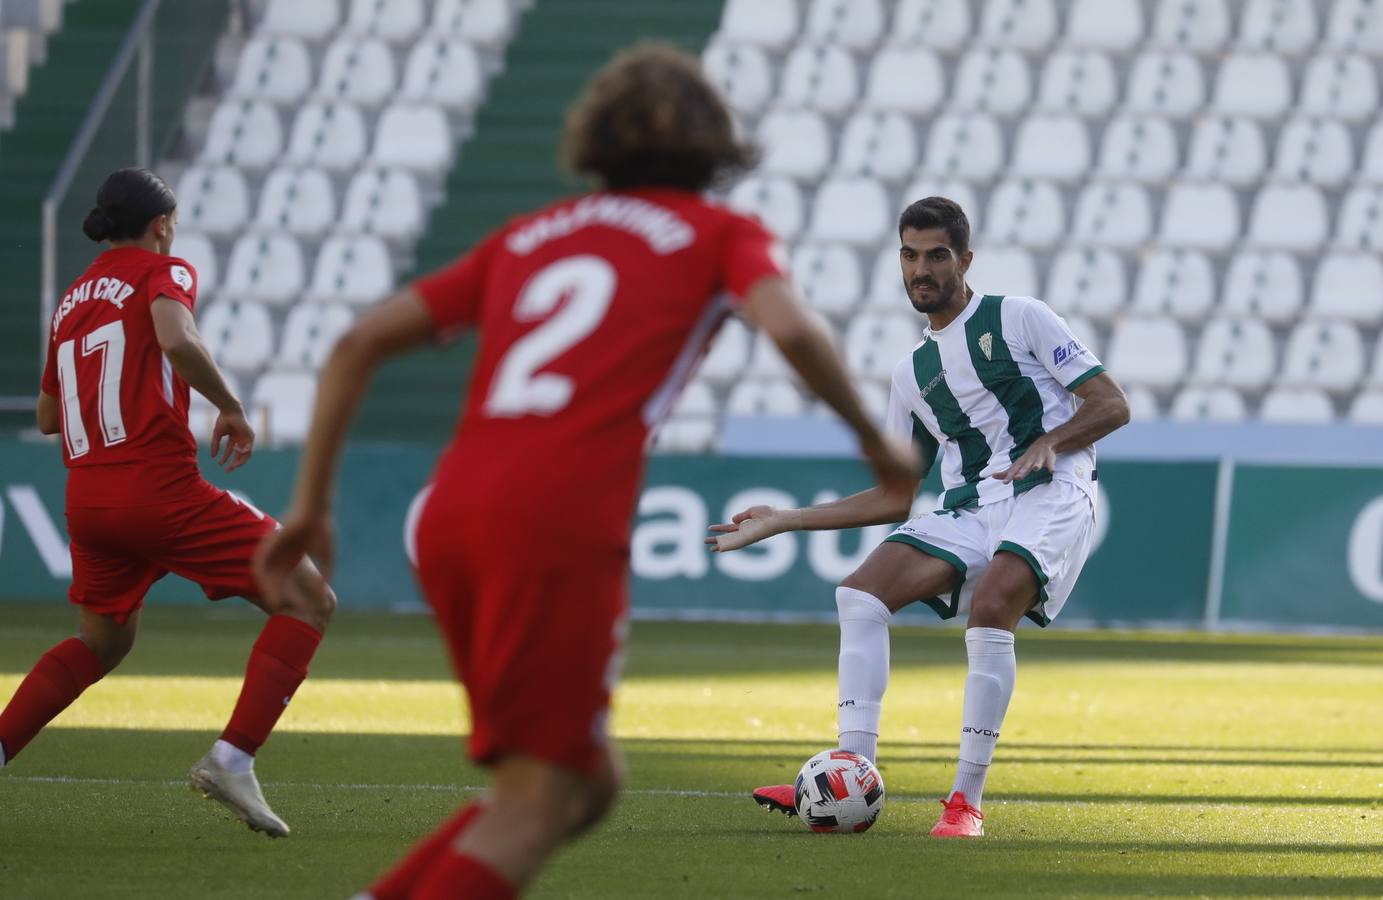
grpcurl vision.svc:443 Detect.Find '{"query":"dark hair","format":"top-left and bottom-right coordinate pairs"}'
top-left (82, 167), bottom-right (177, 243)
top-left (562, 42), bottom-right (758, 192)
top-left (898, 196), bottom-right (970, 254)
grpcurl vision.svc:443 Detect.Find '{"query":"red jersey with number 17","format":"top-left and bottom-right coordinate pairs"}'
top-left (413, 188), bottom-right (784, 541)
top-left (42, 246), bottom-right (202, 507)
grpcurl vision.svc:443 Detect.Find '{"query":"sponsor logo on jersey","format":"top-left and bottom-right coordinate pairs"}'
top-left (1052, 339), bottom-right (1087, 368)
top-left (170, 264), bottom-right (193, 292)
top-left (919, 368), bottom-right (947, 400)
top-left (978, 332), bottom-right (993, 361)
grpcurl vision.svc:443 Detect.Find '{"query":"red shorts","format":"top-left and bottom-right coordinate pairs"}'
top-left (66, 480), bottom-right (278, 624)
top-left (413, 488), bottom-right (628, 774)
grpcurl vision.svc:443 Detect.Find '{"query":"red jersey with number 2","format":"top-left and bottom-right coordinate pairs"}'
top-left (413, 189), bottom-right (784, 541)
top-left (42, 246), bottom-right (201, 507)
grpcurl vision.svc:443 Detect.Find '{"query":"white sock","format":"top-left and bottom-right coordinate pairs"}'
top-left (835, 586), bottom-right (891, 765)
top-left (211, 739), bottom-right (254, 775)
top-left (949, 627), bottom-right (1016, 810)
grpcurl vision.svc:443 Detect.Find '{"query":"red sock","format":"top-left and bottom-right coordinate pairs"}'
top-left (369, 803), bottom-right (484, 900)
top-left (412, 851), bottom-right (515, 900)
top-left (219, 615), bottom-right (322, 755)
top-left (0, 637), bottom-right (105, 762)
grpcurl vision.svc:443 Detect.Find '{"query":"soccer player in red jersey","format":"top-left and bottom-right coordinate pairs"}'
top-left (255, 44), bottom-right (917, 899)
top-left (0, 168), bottom-right (336, 837)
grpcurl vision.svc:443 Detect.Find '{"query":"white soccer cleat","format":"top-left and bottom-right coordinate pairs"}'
top-left (189, 751), bottom-right (290, 838)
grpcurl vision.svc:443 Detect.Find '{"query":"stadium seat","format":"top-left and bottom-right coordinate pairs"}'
top-left (727, 176), bottom-right (804, 241)
top-left (718, 0), bottom-right (798, 51)
top-left (189, 371), bottom-right (240, 441)
top-left (1335, 186), bottom-right (1383, 250)
top-left (1072, 182), bottom-right (1153, 248)
top-left (809, 177), bottom-right (889, 245)
top-left (1238, 0), bottom-right (1317, 54)
top-left (401, 38), bottom-right (483, 112)
top-left (1123, 384), bottom-right (1160, 421)
top-left (1097, 116), bottom-right (1178, 182)
top-left (1062, 314), bottom-right (1102, 360)
top-left (1191, 319), bottom-right (1276, 390)
top-left (804, 0), bottom-right (883, 50)
top-left (317, 37), bottom-right (398, 108)
top-left (813, 379), bottom-right (889, 423)
top-left (175, 166), bottom-right (250, 237)
top-left (1222, 251), bottom-right (1303, 324)
top-left (430, 0), bottom-right (516, 51)
top-left (791, 243), bottom-right (861, 318)
top-left (954, 48), bottom-right (1031, 117)
top-left (726, 379), bottom-right (806, 416)
top-left (1247, 184), bottom-right (1329, 251)
top-left (286, 101), bottom-right (369, 171)
top-left (201, 100), bottom-right (283, 170)
top-left (922, 113), bottom-right (1005, 181)
top-left (307, 235), bottom-right (394, 306)
top-left (224, 232), bottom-right (306, 306)
top-left (1159, 183), bottom-right (1240, 251)
top-left (1106, 318), bottom-right (1187, 390)
top-left (260, 0), bottom-right (339, 42)
top-left (344, 0), bottom-right (427, 44)
top-left (1066, 0), bottom-right (1144, 50)
top-left (251, 369), bottom-right (319, 444)
top-left (1259, 387), bottom-right (1335, 423)
top-left (199, 300), bottom-right (273, 376)
top-left (1131, 249), bottom-right (1215, 322)
top-left (746, 331), bottom-right (795, 379)
top-left (1011, 116), bottom-right (1090, 183)
top-left (1272, 118), bottom-right (1355, 187)
top-left (1184, 116), bottom-right (1267, 186)
top-left (1310, 254), bottom-right (1383, 325)
top-left (779, 44), bottom-right (858, 116)
top-left (862, 48), bottom-right (945, 115)
top-left (1170, 386), bottom-right (1248, 422)
top-left (760, 109), bottom-right (834, 181)
top-left (983, 180), bottom-right (1065, 248)
top-left (890, 0), bottom-right (970, 51)
top-left (653, 417), bottom-right (718, 453)
top-left (277, 303), bottom-right (355, 369)
top-left (1045, 247), bottom-right (1127, 320)
top-left (1348, 391), bottom-right (1383, 425)
top-left (373, 104), bottom-right (452, 174)
top-left (1212, 54), bottom-right (1292, 120)
top-left (671, 378), bottom-right (718, 419)
top-left (1151, 0), bottom-right (1231, 51)
top-left (230, 37), bottom-right (312, 105)
top-left (844, 313), bottom-right (923, 379)
top-left (835, 112), bottom-right (918, 182)
top-left (1281, 321), bottom-right (1366, 392)
top-left (1300, 55), bottom-right (1378, 121)
top-left (340, 168), bottom-right (425, 240)
top-left (865, 245), bottom-right (906, 309)
top-left (965, 246), bottom-right (1039, 298)
top-left (1325, 0), bottom-right (1383, 55)
top-left (1036, 50), bottom-right (1118, 118)
top-left (979, 0), bottom-right (1058, 50)
top-left (899, 177), bottom-right (980, 228)
top-left (255, 167), bottom-right (336, 238)
top-left (1126, 52), bottom-right (1204, 118)
top-left (701, 43), bottom-right (773, 116)
top-left (174, 232), bottom-right (219, 296)
top-left (699, 318), bottom-right (752, 385)
top-left (1360, 121), bottom-right (1383, 183)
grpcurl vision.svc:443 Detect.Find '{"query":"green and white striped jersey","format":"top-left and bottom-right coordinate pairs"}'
top-left (885, 294), bottom-right (1105, 511)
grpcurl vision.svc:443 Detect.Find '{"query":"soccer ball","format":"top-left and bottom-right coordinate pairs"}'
top-left (793, 749), bottom-right (886, 834)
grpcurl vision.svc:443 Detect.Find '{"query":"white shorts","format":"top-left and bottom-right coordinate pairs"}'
top-left (884, 477), bottom-right (1096, 627)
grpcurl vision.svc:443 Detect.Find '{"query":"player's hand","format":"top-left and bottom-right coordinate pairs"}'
top-left (706, 506), bottom-right (803, 552)
top-left (993, 435), bottom-right (1057, 484)
top-left (255, 509), bottom-right (335, 594)
top-left (860, 433), bottom-right (919, 508)
top-left (210, 408), bottom-right (255, 472)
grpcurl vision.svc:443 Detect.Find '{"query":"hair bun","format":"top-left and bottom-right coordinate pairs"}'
top-left (82, 207), bottom-right (114, 242)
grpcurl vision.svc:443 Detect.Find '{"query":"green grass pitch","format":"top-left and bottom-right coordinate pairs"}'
top-left (1, 601), bottom-right (1381, 898)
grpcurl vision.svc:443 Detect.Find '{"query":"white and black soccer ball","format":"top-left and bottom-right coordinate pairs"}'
top-left (793, 749), bottom-right (885, 834)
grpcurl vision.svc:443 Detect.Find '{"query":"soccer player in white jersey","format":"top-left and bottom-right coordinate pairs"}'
top-left (710, 197), bottom-right (1131, 837)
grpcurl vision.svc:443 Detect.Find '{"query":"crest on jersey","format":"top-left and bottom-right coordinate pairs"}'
top-left (978, 332), bottom-right (993, 361)
top-left (170, 265), bottom-right (193, 292)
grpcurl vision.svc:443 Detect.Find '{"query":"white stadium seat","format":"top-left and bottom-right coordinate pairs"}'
top-left (891, 0), bottom-right (971, 52)
top-left (224, 232), bottom-right (306, 306)
top-left (779, 45), bottom-right (858, 116)
top-left (1326, 0), bottom-right (1383, 54)
top-left (701, 43), bottom-right (773, 117)
top-left (317, 37), bottom-right (397, 108)
top-left (1126, 52), bottom-right (1204, 118)
top-left (189, 370), bottom-right (240, 441)
top-left (814, 380), bottom-right (889, 423)
top-left (1259, 388), bottom-right (1335, 423)
top-left (805, 0), bottom-right (883, 50)
top-left (201, 100), bottom-right (283, 170)
top-left (844, 313), bottom-right (923, 379)
top-left (1131, 249), bottom-right (1215, 322)
top-left (1335, 186), bottom-right (1383, 250)
top-left (726, 379), bottom-right (805, 416)
top-left (983, 180), bottom-right (1065, 248)
top-left (286, 101), bottom-right (368, 171)
top-left (1036, 51), bottom-right (1118, 118)
top-left (1171, 386), bottom-right (1248, 422)
top-left (653, 417), bottom-right (718, 453)
top-left (1310, 255), bottom-right (1383, 325)
top-left (1012, 116), bottom-right (1090, 183)
top-left (1066, 0), bottom-right (1144, 50)
top-left (923, 113), bottom-right (1005, 181)
top-left (1151, 0), bottom-right (1231, 51)
top-left (345, 0), bottom-right (426, 44)
top-left (718, 0), bottom-right (798, 51)
top-left (1045, 247), bottom-right (1127, 320)
top-left (174, 232), bottom-right (219, 296)
top-left (1361, 121), bottom-right (1383, 183)
top-left (979, 0), bottom-right (1058, 50)
top-left (954, 48), bottom-right (1031, 117)
top-left (1072, 182), bottom-right (1153, 248)
top-left (1061, 314), bottom-right (1102, 360)
top-left (1349, 392), bottom-right (1383, 425)
top-left (1273, 118), bottom-right (1355, 187)
top-left (671, 379), bottom-right (718, 418)
top-left (277, 303), bottom-right (354, 369)
top-left (1222, 251), bottom-right (1303, 324)
top-left (1107, 318), bottom-right (1188, 390)
top-left (863, 48), bottom-right (945, 115)
top-left (727, 176), bottom-right (804, 241)
top-left (757, 110), bottom-right (831, 181)
top-left (401, 38), bottom-right (483, 112)
top-left (340, 168), bottom-right (425, 240)
top-left (199, 300), bottom-right (273, 376)
top-left (430, 0), bottom-right (515, 51)
top-left (307, 235), bottom-right (394, 306)
top-left (251, 369), bottom-right (319, 445)
top-left (1212, 54), bottom-right (1292, 119)
top-left (175, 166), bottom-right (250, 237)
top-left (1238, 0), bottom-right (1317, 55)
top-left (230, 37), bottom-right (312, 105)
top-left (809, 177), bottom-right (889, 245)
top-left (1124, 385), bottom-right (1161, 421)
top-left (373, 104), bottom-right (452, 174)
top-left (1370, 334), bottom-right (1383, 387)
top-left (1184, 116), bottom-right (1267, 186)
top-left (1300, 55), bottom-right (1378, 121)
top-left (261, 0), bottom-right (339, 42)
top-left (1097, 116), bottom-right (1178, 182)
top-left (965, 246), bottom-right (1039, 298)
top-left (866, 244), bottom-right (907, 309)
top-left (791, 243), bottom-right (862, 318)
top-left (255, 167), bottom-right (336, 238)
top-left (699, 318), bottom-right (752, 385)
top-left (746, 331), bottom-right (794, 379)
top-left (1192, 319), bottom-right (1276, 390)
top-left (899, 177), bottom-right (981, 230)
top-left (835, 112), bottom-right (917, 182)
top-left (1281, 321), bottom-right (1366, 392)
top-left (1159, 183), bottom-right (1240, 251)
top-left (1247, 184), bottom-right (1329, 251)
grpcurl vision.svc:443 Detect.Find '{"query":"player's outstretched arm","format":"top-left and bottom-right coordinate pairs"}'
top-left (993, 372), bottom-right (1131, 484)
top-left (707, 484), bottom-right (918, 552)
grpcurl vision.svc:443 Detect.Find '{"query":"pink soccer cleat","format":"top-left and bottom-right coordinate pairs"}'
top-left (752, 784), bottom-right (798, 816)
top-left (929, 791), bottom-right (984, 837)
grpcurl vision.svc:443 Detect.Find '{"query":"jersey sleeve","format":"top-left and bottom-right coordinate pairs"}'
top-left (145, 258), bottom-right (198, 312)
top-left (1019, 300), bottom-right (1105, 392)
top-left (412, 229), bottom-right (503, 337)
top-left (719, 213), bottom-right (787, 305)
top-left (886, 356), bottom-right (939, 478)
